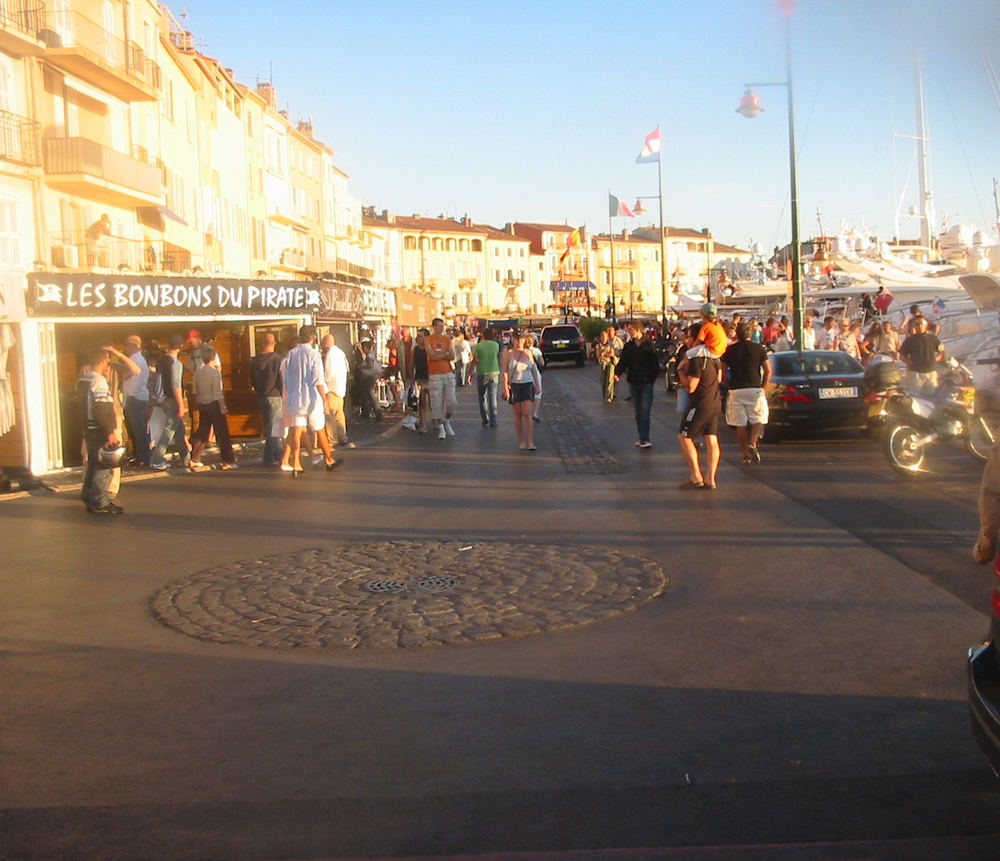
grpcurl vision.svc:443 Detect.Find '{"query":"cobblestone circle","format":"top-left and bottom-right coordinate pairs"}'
top-left (149, 541), bottom-right (668, 649)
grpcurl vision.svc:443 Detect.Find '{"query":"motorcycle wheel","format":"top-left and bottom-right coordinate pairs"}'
top-left (884, 421), bottom-right (925, 476)
top-left (967, 414), bottom-right (998, 463)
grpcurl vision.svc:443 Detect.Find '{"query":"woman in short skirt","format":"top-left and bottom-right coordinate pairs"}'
top-left (502, 330), bottom-right (542, 451)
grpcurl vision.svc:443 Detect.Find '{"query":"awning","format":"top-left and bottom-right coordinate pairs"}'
top-left (550, 280), bottom-right (597, 294)
top-left (136, 204), bottom-right (188, 231)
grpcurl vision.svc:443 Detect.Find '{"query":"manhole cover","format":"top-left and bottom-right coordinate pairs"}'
top-left (367, 578), bottom-right (408, 594)
top-left (149, 541), bottom-right (668, 650)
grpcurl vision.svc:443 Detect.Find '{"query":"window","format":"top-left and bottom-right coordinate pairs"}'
top-left (471, 239), bottom-right (482, 252)
top-left (460, 239), bottom-right (469, 251)
top-left (403, 235), bottom-right (416, 250)
top-left (447, 238), bottom-right (456, 251)
top-left (433, 237), bottom-right (443, 250)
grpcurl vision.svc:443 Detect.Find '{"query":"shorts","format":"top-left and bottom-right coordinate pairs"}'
top-left (725, 388), bottom-right (769, 426)
top-left (509, 382), bottom-right (535, 404)
top-left (293, 408), bottom-right (326, 432)
top-left (679, 403), bottom-right (720, 439)
top-left (428, 372), bottom-right (456, 419)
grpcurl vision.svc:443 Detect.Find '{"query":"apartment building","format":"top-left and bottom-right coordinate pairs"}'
top-left (592, 231), bottom-right (663, 317)
top-left (0, 1), bottom-right (376, 478)
top-left (365, 211), bottom-right (487, 322)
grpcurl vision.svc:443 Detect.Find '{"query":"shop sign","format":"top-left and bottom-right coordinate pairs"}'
top-left (316, 280), bottom-right (366, 320)
top-left (25, 273), bottom-right (322, 317)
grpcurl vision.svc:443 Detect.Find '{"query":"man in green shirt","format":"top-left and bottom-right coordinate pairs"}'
top-left (470, 328), bottom-right (501, 427)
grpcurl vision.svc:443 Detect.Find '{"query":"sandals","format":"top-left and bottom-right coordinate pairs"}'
top-left (678, 479), bottom-right (704, 489)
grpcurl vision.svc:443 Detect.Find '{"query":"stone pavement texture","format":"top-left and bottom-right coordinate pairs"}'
top-left (0, 365), bottom-right (992, 860)
top-left (150, 540), bottom-right (666, 649)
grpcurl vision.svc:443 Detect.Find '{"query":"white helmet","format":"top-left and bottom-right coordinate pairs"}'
top-left (97, 444), bottom-right (127, 467)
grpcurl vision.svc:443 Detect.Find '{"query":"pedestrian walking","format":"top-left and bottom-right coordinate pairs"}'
top-left (76, 347), bottom-right (124, 514)
top-left (150, 334), bottom-right (191, 470)
top-left (471, 327), bottom-right (500, 427)
top-left (502, 330), bottom-right (541, 450)
top-left (615, 319), bottom-right (660, 448)
top-left (596, 328), bottom-right (617, 402)
top-left (322, 332), bottom-right (355, 450)
top-left (249, 333), bottom-right (283, 466)
top-left (721, 322), bottom-right (771, 464)
top-left (425, 318), bottom-right (457, 440)
top-left (677, 323), bottom-right (723, 489)
top-left (189, 346), bottom-right (237, 470)
top-left (282, 326), bottom-right (340, 476)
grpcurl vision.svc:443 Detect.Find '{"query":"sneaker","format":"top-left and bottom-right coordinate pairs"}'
top-left (749, 446), bottom-right (762, 463)
top-left (88, 502), bottom-right (123, 515)
top-left (311, 454), bottom-right (325, 466)
top-left (189, 462), bottom-right (211, 472)
top-left (342, 442), bottom-right (357, 449)
top-left (437, 425), bottom-right (447, 440)
top-left (280, 464), bottom-right (294, 472)
top-left (444, 420), bottom-right (455, 437)
top-left (150, 462), bottom-right (168, 471)
top-left (639, 441), bottom-right (652, 449)
top-left (221, 462), bottom-right (239, 470)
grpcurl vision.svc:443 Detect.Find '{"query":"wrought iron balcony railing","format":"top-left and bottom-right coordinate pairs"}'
top-left (0, 108), bottom-right (40, 165)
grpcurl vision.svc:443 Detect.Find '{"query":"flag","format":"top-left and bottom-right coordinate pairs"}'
top-left (609, 193), bottom-right (635, 218)
top-left (777, 0), bottom-right (797, 16)
top-left (559, 227), bottom-right (582, 264)
top-left (635, 127), bottom-right (661, 164)
top-left (932, 296), bottom-right (946, 315)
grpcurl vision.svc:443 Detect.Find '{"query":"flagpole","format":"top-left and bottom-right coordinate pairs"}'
top-left (608, 194), bottom-right (616, 324)
top-left (656, 131), bottom-right (667, 326)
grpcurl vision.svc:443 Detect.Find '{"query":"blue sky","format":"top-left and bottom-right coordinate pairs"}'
top-left (184, 0), bottom-right (1000, 252)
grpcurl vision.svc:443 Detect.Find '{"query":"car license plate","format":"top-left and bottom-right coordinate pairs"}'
top-left (556, 343), bottom-right (566, 348)
top-left (819, 387), bottom-right (858, 399)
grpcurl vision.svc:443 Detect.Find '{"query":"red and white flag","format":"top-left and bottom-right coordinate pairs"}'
top-left (635, 127), bottom-right (661, 164)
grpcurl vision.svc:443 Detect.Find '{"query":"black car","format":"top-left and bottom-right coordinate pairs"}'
top-left (539, 324), bottom-right (586, 366)
top-left (764, 350), bottom-right (868, 440)
top-left (969, 559), bottom-right (1000, 775)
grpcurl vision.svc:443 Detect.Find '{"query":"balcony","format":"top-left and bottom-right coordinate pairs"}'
top-left (0, 109), bottom-right (40, 166)
top-left (0, 2), bottom-right (44, 56)
top-left (40, 9), bottom-right (160, 101)
top-left (335, 257), bottom-right (373, 280)
top-left (43, 137), bottom-right (162, 207)
top-left (47, 232), bottom-right (192, 273)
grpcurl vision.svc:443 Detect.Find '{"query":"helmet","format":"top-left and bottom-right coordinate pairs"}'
top-left (97, 444), bottom-right (127, 467)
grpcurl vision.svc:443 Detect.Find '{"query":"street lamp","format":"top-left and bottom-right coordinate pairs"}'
top-left (736, 13), bottom-right (802, 352)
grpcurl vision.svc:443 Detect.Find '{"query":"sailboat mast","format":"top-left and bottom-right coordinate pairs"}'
top-left (914, 61), bottom-right (935, 251)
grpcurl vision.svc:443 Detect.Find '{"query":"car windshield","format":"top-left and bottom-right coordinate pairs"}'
top-left (544, 327), bottom-right (579, 339)
top-left (774, 353), bottom-right (863, 376)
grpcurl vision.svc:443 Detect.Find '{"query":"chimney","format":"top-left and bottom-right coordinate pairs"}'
top-left (382, 209), bottom-right (395, 224)
top-left (621, 229), bottom-right (628, 240)
top-left (257, 81), bottom-right (277, 109)
top-left (506, 223), bottom-right (515, 236)
top-left (463, 216), bottom-right (472, 227)
top-left (297, 117), bottom-right (314, 138)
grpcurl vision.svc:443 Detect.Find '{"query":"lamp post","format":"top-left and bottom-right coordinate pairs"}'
top-left (737, 13), bottom-right (802, 352)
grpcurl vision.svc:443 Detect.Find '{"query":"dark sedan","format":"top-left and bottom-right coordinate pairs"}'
top-left (764, 350), bottom-right (868, 440)
top-left (969, 550), bottom-right (1000, 776)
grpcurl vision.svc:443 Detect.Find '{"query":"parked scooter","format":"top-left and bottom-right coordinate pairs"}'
top-left (878, 356), bottom-right (997, 475)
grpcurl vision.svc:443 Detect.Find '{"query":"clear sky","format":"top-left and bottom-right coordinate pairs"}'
top-left (182, 0), bottom-right (999, 253)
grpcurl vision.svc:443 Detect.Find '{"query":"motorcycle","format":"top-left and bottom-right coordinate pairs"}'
top-left (877, 356), bottom-right (998, 475)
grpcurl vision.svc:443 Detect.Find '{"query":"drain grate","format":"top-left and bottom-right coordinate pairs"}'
top-left (415, 574), bottom-right (457, 592)
top-left (366, 578), bottom-right (408, 594)
top-left (366, 574), bottom-right (457, 594)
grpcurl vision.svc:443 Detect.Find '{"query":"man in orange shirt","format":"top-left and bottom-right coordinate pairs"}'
top-left (425, 317), bottom-right (457, 440)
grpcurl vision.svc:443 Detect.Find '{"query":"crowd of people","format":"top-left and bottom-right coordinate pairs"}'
top-left (75, 292), bottom-right (947, 514)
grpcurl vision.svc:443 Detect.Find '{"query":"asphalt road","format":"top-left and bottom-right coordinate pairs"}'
top-left (2, 363), bottom-right (1000, 861)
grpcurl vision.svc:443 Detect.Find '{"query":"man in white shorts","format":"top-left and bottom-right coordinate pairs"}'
top-left (282, 325), bottom-right (340, 474)
top-left (721, 322), bottom-right (772, 464)
top-left (424, 317), bottom-right (457, 440)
